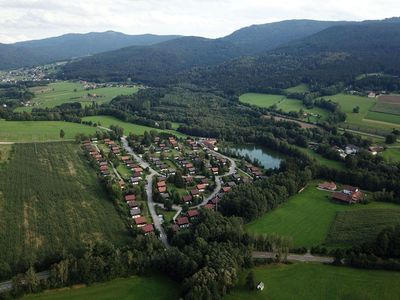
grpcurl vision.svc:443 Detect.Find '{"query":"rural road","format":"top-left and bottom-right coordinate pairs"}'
top-left (121, 137), bottom-right (169, 247)
top-left (195, 142), bottom-right (237, 208)
top-left (252, 251), bottom-right (334, 263)
top-left (0, 271), bottom-right (50, 293)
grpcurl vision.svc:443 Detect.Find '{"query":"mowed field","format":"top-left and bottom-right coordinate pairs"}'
top-left (15, 81), bottom-right (139, 112)
top-left (227, 263), bottom-right (400, 300)
top-left (82, 115), bottom-right (188, 138)
top-left (246, 183), bottom-right (400, 248)
top-left (24, 276), bottom-right (179, 300)
top-left (0, 142), bottom-right (129, 272)
top-left (0, 119), bottom-right (99, 142)
top-left (239, 93), bottom-right (328, 122)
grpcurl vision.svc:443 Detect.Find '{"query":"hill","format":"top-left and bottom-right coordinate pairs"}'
top-left (190, 21), bottom-right (400, 93)
top-left (0, 31), bottom-right (181, 70)
top-left (59, 20), bottom-right (351, 84)
top-left (222, 19), bottom-right (348, 55)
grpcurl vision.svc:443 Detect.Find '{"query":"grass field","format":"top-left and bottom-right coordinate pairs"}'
top-left (246, 183), bottom-right (400, 248)
top-left (227, 263), bottom-right (400, 300)
top-left (82, 115), bottom-right (188, 138)
top-left (24, 275), bottom-right (179, 300)
top-left (284, 84), bottom-right (309, 93)
top-left (16, 81), bottom-right (139, 112)
top-left (381, 147), bottom-right (400, 163)
top-left (297, 147), bottom-right (345, 170)
top-left (0, 119), bottom-right (99, 142)
top-left (0, 142), bottom-right (129, 271)
top-left (365, 111), bottom-right (400, 125)
top-left (240, 93), bottom-right (328, 122)
top-left (326, 209), bottom-right (400, 247)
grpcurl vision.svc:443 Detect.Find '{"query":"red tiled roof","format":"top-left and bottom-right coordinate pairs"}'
top-left (187, 210), bottom-right (199, 218)
top-left (205, 204), bottom-right (215, 210)
top-left (158, 187), bottom-right (167, 193)
top-left (134, 217), bottom-right (147, 225)
top-left (222, 187), bottom-right (231, 193)
top-left (191, 189), bottom-right (199, 196)
top-left (157, 181), bottom-right (166, 187)
top-left (182, 195), bottom-right (192, 202)
top-left (197, 184), bottom-right (207, 190)
top-left (142, 224), bottom-right (154, 234)
top-left (176, 217), bottom-right (189, 226)
top-left (125, 194), bottom-right (136, 202)
top-left (318, 182), bottom-right (337, 190)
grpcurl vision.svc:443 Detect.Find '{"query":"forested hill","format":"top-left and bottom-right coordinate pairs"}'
top-left (221, 19), bottom-right (349, 55)
top-left (60, 37), bottom-right (245, 83)
top-left (58, 19), bottom-right (350, 83)
top-left (0, 31), bottom-right (181, 70)
top-left (187, 21), bottom-right (400, 93)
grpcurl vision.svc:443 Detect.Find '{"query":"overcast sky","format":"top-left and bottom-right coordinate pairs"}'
top-left (0, 0), bottom-right (399, 43)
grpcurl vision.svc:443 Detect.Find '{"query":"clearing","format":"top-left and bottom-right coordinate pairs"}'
top-left (16, 81), bottom-right (139, 112)
top-left (82, 115), bottom-right (188, 138)
top-left (0, 142), bottom-right (129, 272)
top-left (227, 263), bottom-right (400, 300)
top-left (0, 119), bottom-right (99, 142)
top-left (246, 183), bottom-right (400, 248)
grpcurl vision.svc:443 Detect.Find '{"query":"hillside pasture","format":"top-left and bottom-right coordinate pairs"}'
top-left (82, 115), bottom-right (188, 138)
top-left (227, 263), bottom-right (400, 300)
top-left (0, 119), bottom-right (99, 142)
top-left (246, 183), bottom-right (400, 248)
top-left (326, 209), bottom-right (400, 247)
top-left (16, 81), bottom-right (139, 112)
top-left (0, 142), bottom-right (129, 273)
top-left (23, 275), bottom-right (179, 300)
top-left (284, 84), bottom-right (309, 93)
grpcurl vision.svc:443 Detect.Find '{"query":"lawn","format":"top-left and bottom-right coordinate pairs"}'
top-left (0, 142), bottom-right (129, 273)
top-left (284, 84), bottom-right (309, 93)
top-left (381, 147), bottom-right (400, 163)
top-left (16, 81), bottom-right (139, 112)
top-left (24, 275), bottom-right (179, 300)
top-left (239, 93), bottom-right (329, 122)
top-left (82, 115), bottom-right (188, 138)
top-left (298, 148), bottom-right (344, 170)
top-left (326, 209), bottom-right (400, 247)
top-left (0, 119), bottom-right (99, 142)
top-left (365, 111), bottom-right (400, 125)
top-left (246, 183), bottom-right (400, 248)
top-left (227, 263), bottom-right (400, 300)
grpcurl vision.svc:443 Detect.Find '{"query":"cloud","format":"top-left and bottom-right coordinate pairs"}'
top-left (0, 0), bottom-right (399, 43)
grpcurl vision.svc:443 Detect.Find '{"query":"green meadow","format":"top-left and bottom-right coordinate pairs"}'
top-left (24, 276), bottom-right (179, 300)
top-left (82, 115), bottom-right (188, 138)
top-left (0, 119), bottom-right (99, 142)
top-left (246, 183), bottom-right (400, 248)
top-left (16, 81), bottom-right (139, 112)
top-left (227, 263), bottom-right (400, 300)
top-left (381, 147), bottom-right (400, 163)
top-left (284, 84), bottom-right (309, 93)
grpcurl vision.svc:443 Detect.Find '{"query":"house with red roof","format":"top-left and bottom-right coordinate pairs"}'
top-left (176, 217), bottom-right (190, 228)
top-left (134, 216), bottom-right (147, 227)
top-left (318, 182), bottom-right (337, 191)
top-left (125, 194), bottom-right (136, 202)
top-left (142, 224), bottom-right (155, 235)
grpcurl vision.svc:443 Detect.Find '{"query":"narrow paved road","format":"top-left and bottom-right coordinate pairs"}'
top-left (195, 142), bottom-right (237, 208)
top-left (253, 251), bottom-right (334, 263)
top-left (121, 137), bottom-right (169, 247)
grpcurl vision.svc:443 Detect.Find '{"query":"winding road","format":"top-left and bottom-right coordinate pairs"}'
top-left (121, 137), bottom-right (170, 247)
top-left (195, 142), bottom-right (237, 208)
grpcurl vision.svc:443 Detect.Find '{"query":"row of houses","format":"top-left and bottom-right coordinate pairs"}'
top-left (125, 194), bottom-right (155, 235)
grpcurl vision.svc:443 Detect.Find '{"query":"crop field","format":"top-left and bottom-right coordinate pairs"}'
top-left (0, 142), bottom-right (129, 272)
top-left (227, 263), bottom-right (400, 300)
top-left (0, 119), bottom-right (99, 142)
top-left (246, 183), bottom-right (400, 248)
top-left (370, 102), bottom-right (400, 116)
top-left (24, 275), bottom-right (179, 300)
top-left (326, 209), bottom-right (400, 247)
top-left (82, 115), bottom-right (188, 138)
top-left (365, 111), bottom-right (400, 125)
top-left (16, 81), bottom-right (139, 112)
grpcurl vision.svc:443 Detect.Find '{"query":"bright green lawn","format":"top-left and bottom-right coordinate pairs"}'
top-left (246, 183), bottom-right (400, 248)
top-left (240, 93), bottom-right (328, 122)
top-left (82, 116), bottom-right (188, 138)
top-left (227, 263), bottom-right (400, 300)
top-left (366, 111), bottom-right (400, 125)
top-left (381, 148), bottom-right (400, 163)
top-left (24, 276), bottom-right (179, 300)
top-left (297, 147), bottom-right (344, 170)
top-left (0, 120), bottom-right (99, 142)
top-left (16, 81), bottom-right (139, 112)
top-left (284, 84), bottom-right (309, 93)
